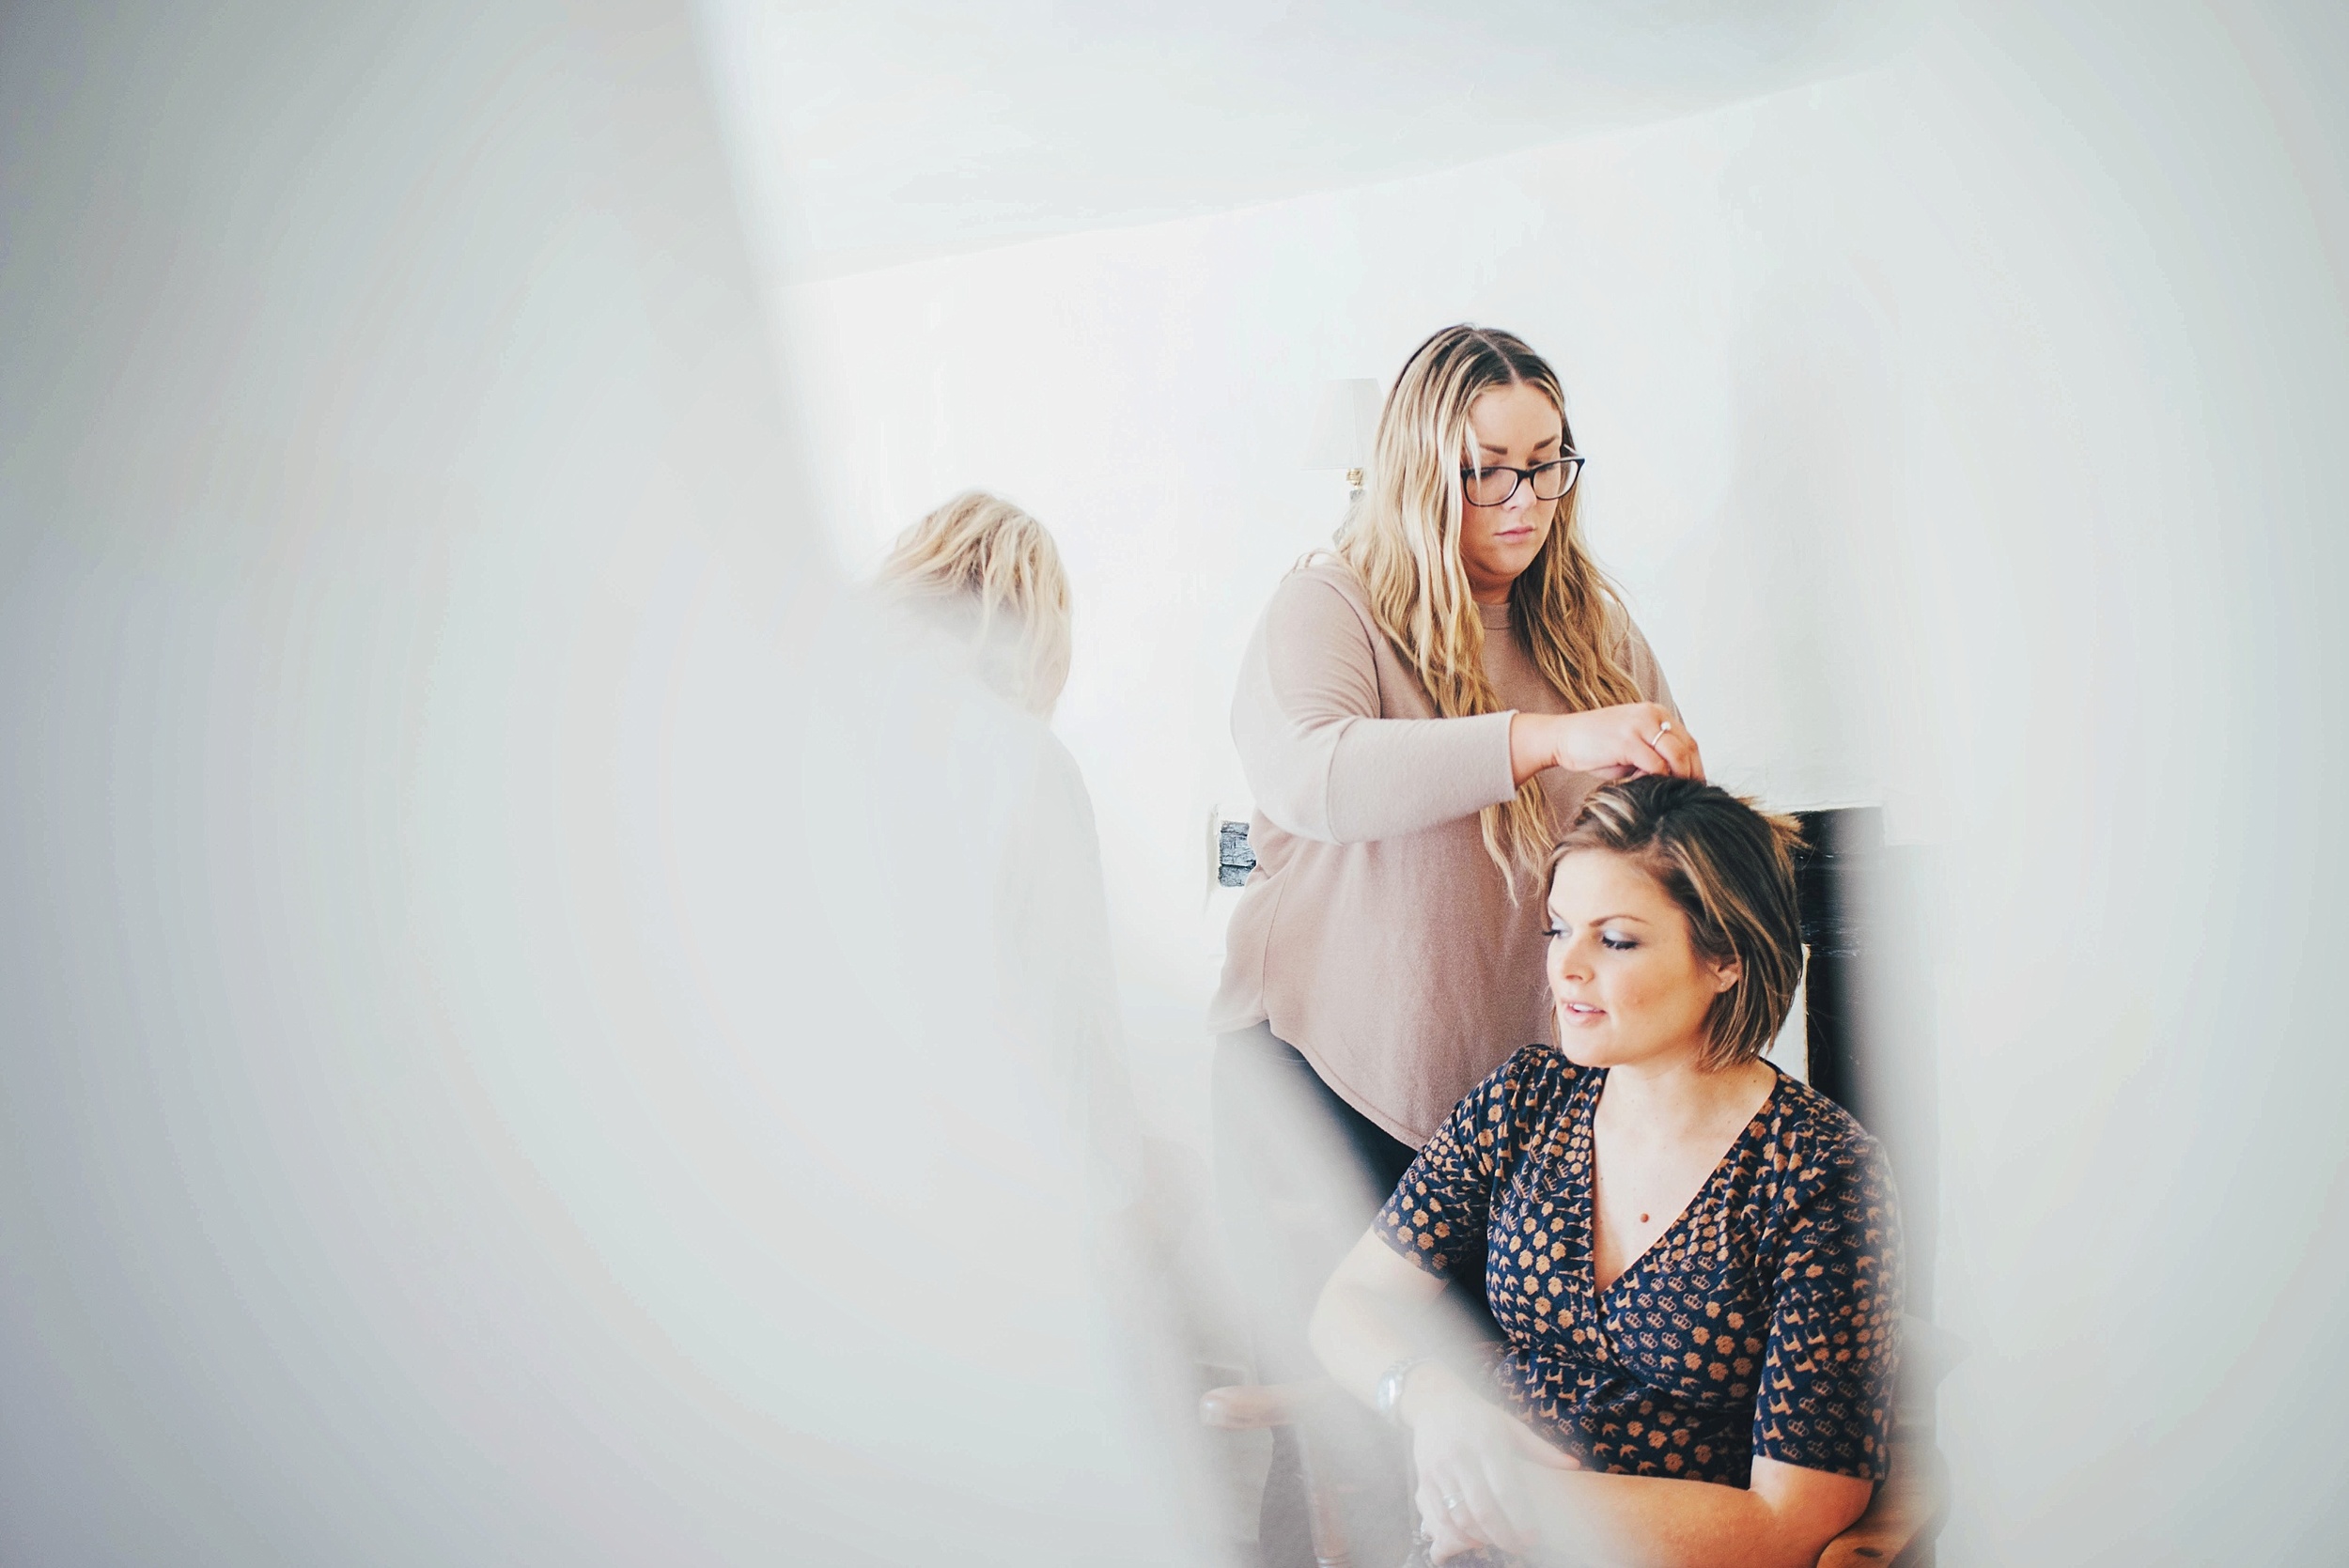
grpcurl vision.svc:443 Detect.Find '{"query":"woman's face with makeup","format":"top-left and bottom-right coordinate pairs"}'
top-left (1544, 848), bottom-right (1738, 1071)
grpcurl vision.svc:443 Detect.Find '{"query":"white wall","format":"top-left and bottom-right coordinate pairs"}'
top-left (766, 43), bottom-right (1963, 1059)
top-left (755, 33), bottom-right (1947, 1102)
top-left (760, 3), bottom-right (2349, 1560)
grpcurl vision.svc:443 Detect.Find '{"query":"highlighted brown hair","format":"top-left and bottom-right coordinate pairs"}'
top-left (1549, 776), bottom-right (1807, 1071)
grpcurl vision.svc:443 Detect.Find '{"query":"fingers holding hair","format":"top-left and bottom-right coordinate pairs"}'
top-left (1642, 714), bottom-right (1703, 781)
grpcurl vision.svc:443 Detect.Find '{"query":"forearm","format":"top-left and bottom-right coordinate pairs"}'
top-left (1317, 711), bottom-right (1519, 841)
top-left (1237, 579), bottom-right (1522, 843)
top-left (1508, 709), bottom-right (1556, 786)
top-left (1308, 1275), bottom-right (1425, 1407)
top-left (1308, 1231), bottom-right (1461, 1409)
top-left (1527, 1467), bottom-right (1859, 1568)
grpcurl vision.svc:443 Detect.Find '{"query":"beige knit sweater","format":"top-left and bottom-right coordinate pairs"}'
top-left (1208, 559), bottom-right (1677, 1146)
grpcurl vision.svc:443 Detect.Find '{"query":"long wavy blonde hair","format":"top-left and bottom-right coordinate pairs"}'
top-left (877, 489), bottom-right (1072, 716)
top-left (1336, 324), bottom-right (1641, 884)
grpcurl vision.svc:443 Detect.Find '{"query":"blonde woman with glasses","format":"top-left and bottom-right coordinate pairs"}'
top-left (1211, 325), bottom-right (1699, 1561)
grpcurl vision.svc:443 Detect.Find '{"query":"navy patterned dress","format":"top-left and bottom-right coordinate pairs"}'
top-left (1377, 1043), bottom-right (1902, 1486)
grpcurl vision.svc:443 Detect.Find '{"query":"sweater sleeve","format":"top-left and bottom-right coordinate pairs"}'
top-left (1232, 572), bottom-right (1519, 845)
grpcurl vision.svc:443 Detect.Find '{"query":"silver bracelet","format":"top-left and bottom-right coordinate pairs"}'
top-left (1373, 1356), bottom-right (1431, 1428)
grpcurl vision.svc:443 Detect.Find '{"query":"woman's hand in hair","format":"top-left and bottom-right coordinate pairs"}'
top-left (1398, 1364), bottom-right (1581, 1560)
top-left (1510, 705), bottom-right (1703, 786)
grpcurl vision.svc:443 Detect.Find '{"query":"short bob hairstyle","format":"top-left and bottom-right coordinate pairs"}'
top-left (876, 489), bottom-right (1072, 717)
top-left (1549, 776), bottom-right (1807, 1072)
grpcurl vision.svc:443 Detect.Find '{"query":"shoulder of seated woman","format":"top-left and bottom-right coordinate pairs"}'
top-left (1768, 1074), bottom-right (1872, 1137)
top-left (1765, 1078), bottom-right (1891, 1178)
top-left (1497, 1040), bottom-right (1595, 1096)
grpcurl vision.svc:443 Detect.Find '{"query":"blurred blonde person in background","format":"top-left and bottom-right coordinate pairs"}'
top-left (1212, 324), bottom-right (1701, 1561)
top-left (877, 489), bottom-right (1073, 717)
top-left (866, 488), bottom-right (1225, 1543)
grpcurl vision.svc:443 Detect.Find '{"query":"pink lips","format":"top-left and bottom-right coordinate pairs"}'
top-left (1558, 1001), bottom-right (1607, 1027)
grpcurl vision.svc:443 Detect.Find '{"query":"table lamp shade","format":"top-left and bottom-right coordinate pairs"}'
top-left (1304, 378), bottom-right (1382, 472)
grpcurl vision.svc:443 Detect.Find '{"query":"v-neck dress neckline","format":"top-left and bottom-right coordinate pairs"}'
top-left (1567, 1066), bottom-right (1783, 1304)
top-left (1377, 1045), bottom-right (1902, 1488)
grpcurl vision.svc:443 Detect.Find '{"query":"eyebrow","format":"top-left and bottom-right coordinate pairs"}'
top-left (1548, 911), bottom-right (1654, 925)
top-left (1472, 435), bottom-right (1563, 457)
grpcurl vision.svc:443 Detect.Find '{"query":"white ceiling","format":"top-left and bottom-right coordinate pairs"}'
top-left (703, 0), bottom-right (1922, 280)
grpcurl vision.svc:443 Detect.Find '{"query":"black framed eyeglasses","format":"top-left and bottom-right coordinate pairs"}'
top-left (1459, 455), bottom-right (1583, 507)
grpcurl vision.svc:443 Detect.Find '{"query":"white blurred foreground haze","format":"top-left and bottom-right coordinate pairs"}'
top-left (3, 2), bottom-right (2345, 1564)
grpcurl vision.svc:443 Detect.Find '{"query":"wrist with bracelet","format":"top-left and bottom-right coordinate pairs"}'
top-left (1373, 1356), bottom-right (1434, 1428)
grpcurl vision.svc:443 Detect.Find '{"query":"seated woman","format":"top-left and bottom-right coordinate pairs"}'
top-left (875, 489), bottom-right (1072, 717)
top-left (1308, 777), bottom-right (1902, 1568)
